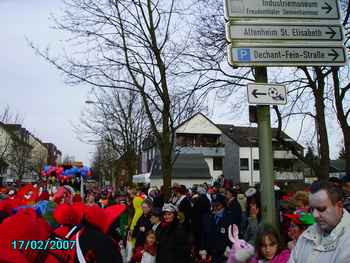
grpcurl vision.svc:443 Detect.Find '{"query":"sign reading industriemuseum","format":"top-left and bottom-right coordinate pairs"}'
top-left (224, 0), bottom-right (347, 67)
top-left (224, 0), bottom-right (340, 20)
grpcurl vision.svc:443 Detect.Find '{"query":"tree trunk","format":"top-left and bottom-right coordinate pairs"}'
top-left (332, 67), bottom-right (350, 176)
top-left (160, 108), bottom-right (173, 200)
top-left (160, 141), bottom-right (172, 201)
top-left (345, 139), bottom-right (350, 176)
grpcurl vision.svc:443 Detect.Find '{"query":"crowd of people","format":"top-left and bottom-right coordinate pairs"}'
top-left (1, 174), bottom-right (350, 262)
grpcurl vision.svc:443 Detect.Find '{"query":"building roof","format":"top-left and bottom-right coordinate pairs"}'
top-left (217, 124), bottom-right (303, 150)
top-left (0, 123), bottom-right (32, 149)
top-left (330, 159), bottom-right (346, 172)
top-left (151, 153), bottom-right (211, 179)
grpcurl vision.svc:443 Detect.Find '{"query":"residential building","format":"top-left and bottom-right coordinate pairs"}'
top-left (43, 143), bottom-right (62, 166)
top-left (0, 122), bottom-right (61, 184)
top-left (329, 159), bottom-right (347, 178)
top-left (218, 124), bottom-right (304, 185)
top-left (141, 113), bottom-right (304, 187)
top-left (0, 124), bottom-right (33, 183)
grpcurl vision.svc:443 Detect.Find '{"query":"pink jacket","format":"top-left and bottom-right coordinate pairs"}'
top-left (250, 250), bottom-right (291, 263)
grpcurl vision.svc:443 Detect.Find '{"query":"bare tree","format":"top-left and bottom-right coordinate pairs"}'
top-left (31, 0), bottom-right (213, 197)
top-left (91, 139), bottom-right (117, 187)
top-left (0, 106), bottom-right (22, 164)
top-left (331, 66), bottom-right (350, 176)
top-left (80, 88), bottom-right (148, 184)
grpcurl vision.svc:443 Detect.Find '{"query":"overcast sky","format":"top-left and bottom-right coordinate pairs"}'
top-left (0, 0), bottom-right (343, 166)
top-left (0, 0), bottom-right (94, 165)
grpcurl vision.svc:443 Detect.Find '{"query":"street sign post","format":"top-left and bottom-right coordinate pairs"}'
top-left (247, 84), bottom-right (287, 105)
top-left (228, 44), bottom-right (347, 66)
top-left (224, 0), bottom-right (340, 20)
top-left (226, 21), bottom-right (343, 42)
top-left (223, 0), bottom-right (346, 226)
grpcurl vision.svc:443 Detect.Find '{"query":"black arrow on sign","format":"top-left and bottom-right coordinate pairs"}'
top-left (252, 89), bottom-right (267, 98)
top-left (322, 2), bottom-right (333, 14)
top-left (325, 26), bottom-right (336, 39)
top-left (328, 49), bottom-right (339, 61)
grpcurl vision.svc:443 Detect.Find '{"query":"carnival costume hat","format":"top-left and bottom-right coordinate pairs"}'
top-left (162, 203), bottom-right (178, 213)
top-left (0, 208), bottom-right (51, 263)
top-left (245, 188), bottom-right (257, 198)
top-left (285, 210), bottom-right (315, 226)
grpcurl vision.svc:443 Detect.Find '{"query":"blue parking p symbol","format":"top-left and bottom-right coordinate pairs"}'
top-left (237, 48), bottom-right (251, 62)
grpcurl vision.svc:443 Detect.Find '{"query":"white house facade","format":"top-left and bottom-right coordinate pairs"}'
top-left (141, 113), bottom-right (305, 187)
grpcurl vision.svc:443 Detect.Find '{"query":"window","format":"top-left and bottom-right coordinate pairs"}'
top-left (274, 159), bottom-right (293, 172)
top-left (240, 158), bottom-right (249, 170)
top-left (213, 157), bottom-right (223, 170)
top-left (253, 159), bottom-right (259, 171)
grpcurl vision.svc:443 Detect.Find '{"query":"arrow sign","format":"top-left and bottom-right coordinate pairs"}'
top-left (228, 44), bottom-right (347, 67)
top-left (252, 89), bottom-right (267, 98)
top-left (247, 84), bottom-right (287, 105)
top-left (226, 21), bottom-right (344, 42)
top-left (325, 26), bottom-right (337, 39)
top-left (224, 0), bottom-right (340, 20)
top-left (328, 48), bottom-right (339, 61)
top-left (322, 2), bottom-right (333, 13)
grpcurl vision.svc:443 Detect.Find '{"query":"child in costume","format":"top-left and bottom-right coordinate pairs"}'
top-left (250, 224), bottom-right (290, 263)
top-left (132, 230), bottom-right (157, 263)
top-left (285, 211), bottom-right (315, 250)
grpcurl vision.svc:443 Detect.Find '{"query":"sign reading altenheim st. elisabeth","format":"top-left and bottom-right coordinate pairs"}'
top-left (224, 0), bottom-right (340, 19)
top-left (226, 21), bottom-right (343, 41)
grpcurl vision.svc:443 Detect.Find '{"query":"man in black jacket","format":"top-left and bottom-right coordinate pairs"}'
top-left (225, 188), bottom-right (242, 228)
top-left (206, 194), bottom-right (235, 263)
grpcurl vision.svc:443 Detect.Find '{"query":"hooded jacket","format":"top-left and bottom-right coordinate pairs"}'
top-left (288, 209), bottom-right (350, 263)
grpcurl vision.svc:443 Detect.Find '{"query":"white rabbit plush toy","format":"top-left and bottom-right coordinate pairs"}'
top-left (226, 224), bottom-right (255, 263)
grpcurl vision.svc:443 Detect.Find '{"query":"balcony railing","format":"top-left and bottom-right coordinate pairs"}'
top-left (178, 146), bottom-right (225, 157)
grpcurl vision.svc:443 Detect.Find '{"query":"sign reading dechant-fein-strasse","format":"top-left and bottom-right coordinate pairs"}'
top-left (228, 44), bottom-right (347, 66)
top-left (226, 21), bottom-right (343, 42)
top-left (247, 84), bottom-right (287, 105)
top-left (224, 0), bottom-right (340, 20)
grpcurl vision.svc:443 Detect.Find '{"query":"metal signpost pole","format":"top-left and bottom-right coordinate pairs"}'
top-left (255, 66), bottom-right (276, 225)
top-left (224, 0), bottom-right (346, 225)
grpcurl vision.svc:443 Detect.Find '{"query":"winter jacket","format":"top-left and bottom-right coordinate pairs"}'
top-left (243, 217), bottom-right (259, 245)
top-left (174, 195), bottom-right (192, 231)
top-left (250, 250), bottom-right (290, 263)
top-left (206, 208), bottom-right (236, 262)
top-left (226, 198), bottom-right (242, 228)
top-left (191, 194), bottom-right (211, 250)
top-left (288, 209), bottom-right (350, 263)
top-left (132, 214), bottom-right (152, 247)
top-left (156, 220), bottom-right (191, 263)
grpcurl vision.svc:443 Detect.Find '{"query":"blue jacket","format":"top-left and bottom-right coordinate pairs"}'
top-left (207, 208), bottom-right (235, 261)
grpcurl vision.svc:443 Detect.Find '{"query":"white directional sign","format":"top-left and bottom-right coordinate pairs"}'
top-left (225, 0), bottom-right (340, 20)
top-left (226, 21), bottom-right (343, 42)
top-left (228, 44), bottom-right (347, 66)
top-left (247, 84), bottom-right (287, 105)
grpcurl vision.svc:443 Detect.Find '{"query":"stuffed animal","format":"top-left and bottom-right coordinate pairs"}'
top-left (227, 224), bottom-right (255, 263)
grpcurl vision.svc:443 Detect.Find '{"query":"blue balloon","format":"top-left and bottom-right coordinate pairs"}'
top-left (72, 167), bottom-right (80, 174)
top-left (44, 165), bottom-right (49, 172)
top-left (34, 201), bottom-right (49, 216)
